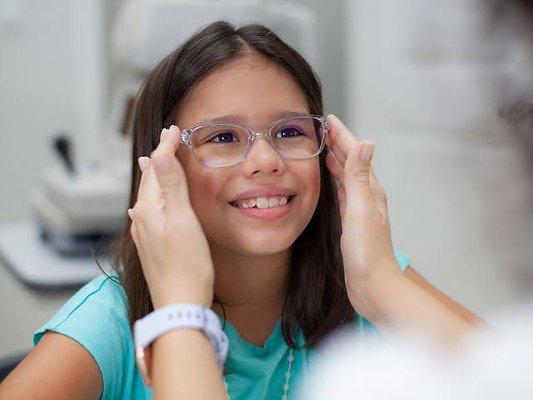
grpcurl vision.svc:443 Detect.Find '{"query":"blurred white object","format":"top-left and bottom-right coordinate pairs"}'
top-left (300, 300), bottom-right (533, 399)
top-left (0, 221), bottom-right (103, 289)
top-left (19, 0), bottom-right (318, 286)
top-left (0, 0), bottom-right (24, 26)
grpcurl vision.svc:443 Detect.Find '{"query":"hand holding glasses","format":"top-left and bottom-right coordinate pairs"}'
top-left (180, 114), bottom-right (330, 168)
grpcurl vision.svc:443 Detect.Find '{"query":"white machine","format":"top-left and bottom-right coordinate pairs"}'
top-left (1, 0), bottom-right (318, 288)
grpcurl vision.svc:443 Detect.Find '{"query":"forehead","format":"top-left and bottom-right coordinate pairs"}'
top-left (176, 55), bottom-right (310, 129)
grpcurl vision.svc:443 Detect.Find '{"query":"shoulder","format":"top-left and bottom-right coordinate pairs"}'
top-left (33, 273), bottom-right (135, 399)
top-left (34, 273), bottom-right (128, 344)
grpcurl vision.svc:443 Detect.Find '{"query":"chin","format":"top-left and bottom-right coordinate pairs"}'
top-left (244, 235), bottom-right (296, 255)
top-left (223, 231), bottom-right (296, 256)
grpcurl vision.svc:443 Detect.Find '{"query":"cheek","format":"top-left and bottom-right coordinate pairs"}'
top-left (294, 162), bottom-right (322, 224)
top-left (307, 164), bottom-right (323, 223)
top-left (306, 162), bottom-right (322, 204)
top-left (182, 171), bottom-right (229, 237)
top-left (186, 175), bottom-right (218, 216)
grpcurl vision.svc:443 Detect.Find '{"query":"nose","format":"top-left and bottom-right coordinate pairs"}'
top-left (241, 133), bottom-right (285, 176)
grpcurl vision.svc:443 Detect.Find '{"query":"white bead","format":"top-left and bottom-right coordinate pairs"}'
top-left (223, 378), bottom-right (230, 399)
top-left (223, 347), bottom-right (295, 400)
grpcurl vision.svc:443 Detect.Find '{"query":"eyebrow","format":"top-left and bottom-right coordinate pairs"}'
top-left (196, 110), bottom-right (310, 126)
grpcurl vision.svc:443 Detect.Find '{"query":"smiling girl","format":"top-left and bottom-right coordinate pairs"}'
top-left (0, 21), bottom-right (484, 400)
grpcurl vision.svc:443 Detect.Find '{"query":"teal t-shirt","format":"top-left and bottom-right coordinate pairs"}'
top-left (33, 250), bottom-right (411, 399)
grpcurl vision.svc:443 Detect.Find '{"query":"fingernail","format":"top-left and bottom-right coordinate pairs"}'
top-left (360, 141), bottom-right (374, 161)
top-left (138, 156), bottom-right (150, 172)
top-left (167, 126), bottom-right (176, 138)
top-left (127, 208), bottom-right (133, 219)
top-left (160, 129), bottom-right (167, 141)
top-left (170, 125), bottom-right (181, 140)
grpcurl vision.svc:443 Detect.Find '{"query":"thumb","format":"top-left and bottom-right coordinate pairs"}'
top-left (344, 140), bottom-right (375, 206)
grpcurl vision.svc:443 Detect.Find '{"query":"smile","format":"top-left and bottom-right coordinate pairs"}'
top-left (229, 195), bottom-right (296, 209)
top-left (228, 195), bottom-right (297, 220)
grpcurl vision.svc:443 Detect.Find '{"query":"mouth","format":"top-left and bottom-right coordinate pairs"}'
top-left (228, 194), bottom-right (297, 221)
top-left (228, 194), bottom-right (297, 209)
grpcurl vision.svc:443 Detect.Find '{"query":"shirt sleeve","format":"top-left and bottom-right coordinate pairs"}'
top-left (33, 274), bottom-right (132, 400)
top-left (393, 249), bottom-right (411, 272)
top-left (355, 249), bottom-right (411, 335)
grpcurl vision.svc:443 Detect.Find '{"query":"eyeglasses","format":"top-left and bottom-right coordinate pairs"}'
top-left (180, 114), bottom-right (330, 168)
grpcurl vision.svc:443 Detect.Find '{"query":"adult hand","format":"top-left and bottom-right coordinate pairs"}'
top-left (324, 115), bottom-right (401, 305)
top-left (127, 125), bottom-right (214, 309)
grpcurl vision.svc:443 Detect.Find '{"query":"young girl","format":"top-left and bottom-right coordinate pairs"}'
top-left (0, 21), bottom-right (483, 399)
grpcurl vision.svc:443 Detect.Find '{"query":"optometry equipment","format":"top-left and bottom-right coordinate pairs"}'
top-left (4, 0), bottom-right (318, 288)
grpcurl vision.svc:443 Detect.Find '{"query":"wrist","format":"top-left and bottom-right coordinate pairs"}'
top-left (134, 303), bottom-right (228, 387)
top-left (347, 262), bottom-right (406, 321)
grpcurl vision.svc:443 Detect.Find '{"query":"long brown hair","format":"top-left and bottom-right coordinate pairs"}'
top-left (100, 20), bottom-right (355, 350)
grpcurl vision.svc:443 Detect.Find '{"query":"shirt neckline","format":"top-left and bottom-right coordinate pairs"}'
top-left (218, 316), bottom-right (285, 355)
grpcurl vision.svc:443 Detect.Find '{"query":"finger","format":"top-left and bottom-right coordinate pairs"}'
top-left (128, 208), bottom-right (139, 242)
top-left (151, 125), bottom-right (189, 219)
top-left (324, 128), bottom-right (345, 171)
top-left (338, 184), bottom-right (346, 217)
top-left (136, 156), bottom-right (163, 208)
top-left (344, 140), bottom-right (376, 209)
top-left (325, 150), bottom-right (344, 186)
top-left (151, 125), bottom-right (182, 160)
top-left (136, 125), bottom-right (175, 206)
top-left (369, 166), bottom-right (379, 189)
top-left (326, 114), bottom-right (381, 190)
top-left (325, 151), bottom-right (348, 216)
top-left (326, 114), bottom-right (360, 165)
top-left (374, 188), bottom-right (389, 216)
top-left (138, 156), bottom-right (149, 173)
top-left (369, 166), bottom-right (383, 194)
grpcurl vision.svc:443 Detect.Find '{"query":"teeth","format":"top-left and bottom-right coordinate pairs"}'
top-left (234, 196), bottom-right (290, 209)
top-left (256, 197), bottom-right (269, 209)
top-left (269, 198), bottom-right (280, 208)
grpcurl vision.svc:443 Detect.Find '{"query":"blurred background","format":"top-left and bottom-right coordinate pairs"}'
top-left (0, 0), bottom-right (532, 364)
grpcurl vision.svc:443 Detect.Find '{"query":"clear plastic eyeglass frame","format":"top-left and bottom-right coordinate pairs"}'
top-left (179, 114), bottom-right (330, 169)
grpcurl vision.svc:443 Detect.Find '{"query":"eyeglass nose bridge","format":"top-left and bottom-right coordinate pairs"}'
top-left (244, 129), bottom-right (282, 160)
top-left (249, 130), bottom-right (274, 144)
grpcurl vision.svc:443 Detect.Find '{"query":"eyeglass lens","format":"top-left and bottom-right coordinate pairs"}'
top-left (190, 116), bottom-right (325, 167)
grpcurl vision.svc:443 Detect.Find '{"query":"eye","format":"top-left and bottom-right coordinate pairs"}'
top-left (275, 127), bottom-right (304, 139)
top-left (208, 131), bottom-right (239, 143)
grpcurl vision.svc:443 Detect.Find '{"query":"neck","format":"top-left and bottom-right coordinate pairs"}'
top-left (209, 243), bottom-right (291, 314)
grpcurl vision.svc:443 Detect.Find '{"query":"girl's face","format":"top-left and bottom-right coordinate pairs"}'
top-left (175, 54), bottom-right (321, 256)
